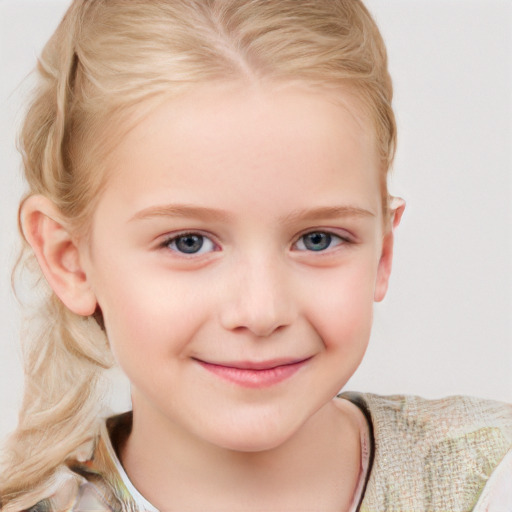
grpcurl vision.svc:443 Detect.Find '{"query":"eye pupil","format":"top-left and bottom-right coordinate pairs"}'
top-left (176, 235), bottom-right (204, 253)
top-left (304, 232), bottom-right (331, 251)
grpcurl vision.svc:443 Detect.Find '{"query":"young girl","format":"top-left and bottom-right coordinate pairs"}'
top-left (1, 1), bottom-right (511, 511)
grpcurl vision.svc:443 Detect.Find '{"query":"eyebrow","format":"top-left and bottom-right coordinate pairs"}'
top-left (130, 203), bottom-right (375, 223)
top-left (281, 205), bottom-right (375, 224)
top-left (130, 204), bottom-right (232, 222)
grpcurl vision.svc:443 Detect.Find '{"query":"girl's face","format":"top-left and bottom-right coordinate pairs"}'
top-left (80, 83), bottom-right (392, 451)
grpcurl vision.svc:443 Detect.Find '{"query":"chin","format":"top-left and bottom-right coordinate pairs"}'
top-left (214, 430), bottom-right (293, 453)
top-left (202, 411), bottom-right (305, 454)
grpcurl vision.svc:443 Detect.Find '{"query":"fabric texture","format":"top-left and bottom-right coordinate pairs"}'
top-left (24, 393), bottom-right (512, 512)
top-left (342, 393), bottom-right (512, 512)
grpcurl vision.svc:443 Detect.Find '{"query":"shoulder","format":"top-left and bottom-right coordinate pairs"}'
top-left (342, 392), bottom-right (512, 512)
top-left (19, 413), bottom-right (138, 512)
top-left (15, 469), bottom-right (116, 512)
top-left (21, 481), bottom-right (116, 512)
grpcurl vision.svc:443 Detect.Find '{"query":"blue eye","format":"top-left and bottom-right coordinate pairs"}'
top-left (164, 233), bottom-right (216, 255)
top-left (295, 232), bottom-right (345, 252)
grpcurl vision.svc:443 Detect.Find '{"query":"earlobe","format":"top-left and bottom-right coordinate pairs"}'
top-left (374, 197), bottom-right (406, 302)
top-left (20, 195), bottom-right (97, 316)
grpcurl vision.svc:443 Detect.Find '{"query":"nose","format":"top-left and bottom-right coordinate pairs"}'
top-left (219, 256), bottom-right (296, 337)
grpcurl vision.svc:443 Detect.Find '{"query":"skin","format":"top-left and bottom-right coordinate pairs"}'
top-left (22, 83), bottom-right (403, 511)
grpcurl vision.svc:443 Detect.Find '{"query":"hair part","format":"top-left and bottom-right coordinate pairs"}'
top-left (1, 1), bottom-right (395, 508)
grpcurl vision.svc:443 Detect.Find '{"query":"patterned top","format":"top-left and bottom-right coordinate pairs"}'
top-left (23, 393), bottom-right (512, 512)
top-left (346, 393), bottom-right (512, 511)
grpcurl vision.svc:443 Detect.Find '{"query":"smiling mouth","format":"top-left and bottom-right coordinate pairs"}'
top-left (194, 357), bottom-right (312, 388)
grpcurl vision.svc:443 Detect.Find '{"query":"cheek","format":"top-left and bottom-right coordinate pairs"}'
top-left (95, 266), bottom-right (210, 365)
top-left (304, 262), bottom-right (377, 352)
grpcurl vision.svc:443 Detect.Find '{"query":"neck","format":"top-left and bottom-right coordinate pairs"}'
top-left (120, 397), bottom-right (365, 512)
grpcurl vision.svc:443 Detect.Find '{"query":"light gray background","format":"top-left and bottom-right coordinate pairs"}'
top-left (1, 0), bottom-right (511, 445)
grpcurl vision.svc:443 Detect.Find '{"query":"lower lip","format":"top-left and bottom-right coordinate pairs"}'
top-left (197, 360), bottom-right (309, 388)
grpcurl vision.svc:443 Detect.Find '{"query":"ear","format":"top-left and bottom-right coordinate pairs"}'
top-left (20, 195), bottom-right (97, 316)
top-left (374, 197), bottom-right (406, 302)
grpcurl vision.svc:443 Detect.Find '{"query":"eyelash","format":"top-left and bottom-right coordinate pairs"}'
top-left (160, 230), bottom-right (352, 256)
top-left (293, 231), bottom-right (351, 252)
top-left (160, 232), bottom-right (218, 256)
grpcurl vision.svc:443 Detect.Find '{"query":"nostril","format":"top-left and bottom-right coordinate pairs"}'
top-left (221, 308), bottom-right (292, 337)
top-left (218, 264), bottom-right (295, 336)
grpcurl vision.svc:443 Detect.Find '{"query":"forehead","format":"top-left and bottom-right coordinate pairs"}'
top-left (97, 83), bottom-right (382, 220)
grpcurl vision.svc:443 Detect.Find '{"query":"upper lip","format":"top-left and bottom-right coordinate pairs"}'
top-left (194, 357), bottom-right (312, 370)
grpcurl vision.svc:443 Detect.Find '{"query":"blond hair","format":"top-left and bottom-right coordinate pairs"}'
top-left (0, 1), bottom-right (395, 508)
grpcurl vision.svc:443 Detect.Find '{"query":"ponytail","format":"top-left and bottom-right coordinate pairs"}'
top-left (0, 4), bottom-right (114, 509)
